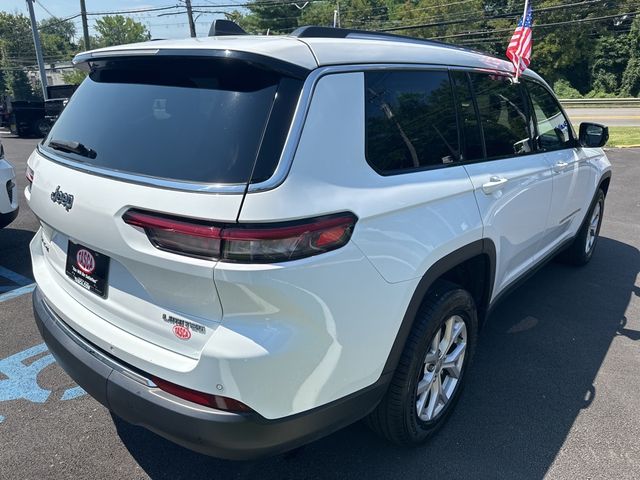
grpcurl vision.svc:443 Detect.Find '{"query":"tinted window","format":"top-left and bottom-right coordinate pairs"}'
top-left (470, 73), bottom-right (533, 159)
top-left (451, 71), bottom-right (484, 161)
top-left (43, 57), bottom-right (299, 185)
top-left (526, 81), bottom-right (572, 150)
top-left (365, 70), bottom-right (460, 173)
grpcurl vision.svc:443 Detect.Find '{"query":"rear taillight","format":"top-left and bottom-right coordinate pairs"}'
top-left (151, 376), bottom-right (252, 413)
top-left (122, 209), bottom-right (357, 263)
top-left (6, 180), bottom-right (14, 204)
top-left (26, 166), bottom-right (34, 190)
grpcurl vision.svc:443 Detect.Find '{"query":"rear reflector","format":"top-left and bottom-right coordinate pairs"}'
top-left (123, 209), bottom-right (357, 263)
top-left (151, 376), bottom-right (252, 413)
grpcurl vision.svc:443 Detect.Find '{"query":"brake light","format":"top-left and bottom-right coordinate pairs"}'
top-left (26, 166), bottom-right (34, 189)
top-left (151, 376), bottom-right (252, 413)
top-left (122, 209), bottom-right (357, 263)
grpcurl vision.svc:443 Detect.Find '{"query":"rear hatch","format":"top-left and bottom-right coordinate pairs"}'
top-left (28, 53), bottom-right (305, 359)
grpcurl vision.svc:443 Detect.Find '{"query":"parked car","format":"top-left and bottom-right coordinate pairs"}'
top-left (0, 139), bottom-right (18, 228)
top-left (27, 24), bottom-right (611, 460)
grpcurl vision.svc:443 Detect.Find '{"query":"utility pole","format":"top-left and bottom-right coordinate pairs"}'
top-left (184, 0), bottom-right (197, 37)
top-left (25, 0), bottom-right (47, 100)
top-left (80, 0), bottom-right (91, 50)
top-left (333, 1), bottom-right (340, 28)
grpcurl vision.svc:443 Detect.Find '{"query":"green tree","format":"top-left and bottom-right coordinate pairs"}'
top-left (621, 18), bottom-right (640, 96)
top-left (94, 15), bottom-right (151, 47)
top-left (61, 69), bottom-right (88, 85)
top-left (39, 17), bottom-right (78, 61)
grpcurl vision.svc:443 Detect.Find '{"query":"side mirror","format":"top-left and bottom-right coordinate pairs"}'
top-left (579, 122), bottom-right (608, 148)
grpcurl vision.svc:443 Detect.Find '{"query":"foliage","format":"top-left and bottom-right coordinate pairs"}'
top-left (61, 69), bottom-right (88, 86)
top-left (621, 18), bottom-right (640, 97)
top-left (552, 79), bottom-right (582, 99)
top-left (93, 15), bottom-right (151, 48)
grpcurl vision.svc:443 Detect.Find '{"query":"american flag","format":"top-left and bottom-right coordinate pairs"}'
top-left (506, 3), bottom-right (533, 77)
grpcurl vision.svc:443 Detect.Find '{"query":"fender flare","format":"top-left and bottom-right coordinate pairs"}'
top-left (381, 238), bottom-right (496, 376)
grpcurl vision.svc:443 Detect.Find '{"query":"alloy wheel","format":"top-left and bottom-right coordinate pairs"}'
top-left (416, 315), bottom-right (467, 422)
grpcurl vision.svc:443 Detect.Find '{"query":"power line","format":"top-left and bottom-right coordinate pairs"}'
top-left (428, 10), bottom-right (639, 40)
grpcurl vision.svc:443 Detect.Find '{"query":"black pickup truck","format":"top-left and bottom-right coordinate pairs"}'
top-left (5, 84), bottom-right (78, 138)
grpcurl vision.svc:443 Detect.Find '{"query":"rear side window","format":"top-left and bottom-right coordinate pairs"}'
top-left (451, 71), bottom-right (484, 161)
top-left (525, 81), bottom-right (573, 151)
top-left (42, 57), bottom-right (301, 185)
top-left (365, 70), bottom-right (460, 174)
top-left (469, 73), bottom-right (533, 159)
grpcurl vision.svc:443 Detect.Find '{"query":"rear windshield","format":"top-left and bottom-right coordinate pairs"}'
top-left (42, 56), bottom-right (300, 185)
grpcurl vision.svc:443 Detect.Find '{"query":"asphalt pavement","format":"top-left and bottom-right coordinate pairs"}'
top-left (0, 131), bottom-right (639, 479)
top-left (564, 107), bottom-right (640, 127)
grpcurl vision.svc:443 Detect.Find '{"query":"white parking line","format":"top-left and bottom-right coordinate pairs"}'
top-left (0, 284), bottom-right (36, 303)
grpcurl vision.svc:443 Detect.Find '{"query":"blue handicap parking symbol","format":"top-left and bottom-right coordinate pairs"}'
top-left (0, 343), bottom-right (86, 423)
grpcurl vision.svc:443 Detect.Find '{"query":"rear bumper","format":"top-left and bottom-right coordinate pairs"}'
top-left (32, 287), bottom-right (389, 460)
top-left (0, 207), bottom-right (18, 228)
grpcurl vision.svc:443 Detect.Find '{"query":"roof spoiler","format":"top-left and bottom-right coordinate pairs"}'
top-left (208, 19), bottom-right (247, 37)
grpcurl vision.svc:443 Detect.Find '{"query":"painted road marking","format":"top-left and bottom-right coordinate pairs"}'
top-left (569, 116), bottom-right (640, 120)
top-left (0, 343), bottom-right (86, 423)
top-left (0, 266), bottom-right (32, 287)
top-left (0, 283), bottom-right (36, 303)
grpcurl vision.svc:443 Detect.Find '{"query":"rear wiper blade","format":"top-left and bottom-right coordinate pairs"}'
top-left (48, 139), bottom-right (97, 159)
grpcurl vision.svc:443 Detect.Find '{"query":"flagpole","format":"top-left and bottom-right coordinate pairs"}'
top-left (515, 0), bottom-right (530, 82)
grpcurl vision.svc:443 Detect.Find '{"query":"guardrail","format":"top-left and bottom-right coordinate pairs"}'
top-left (559, 98), bottom-right (640, 107)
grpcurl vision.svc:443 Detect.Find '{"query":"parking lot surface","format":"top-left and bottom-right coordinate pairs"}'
top-left (0, 131), bottom-right (638, 479)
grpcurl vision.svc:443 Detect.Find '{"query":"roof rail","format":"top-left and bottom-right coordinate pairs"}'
top-left (290, 25), bottom-right (501, 59)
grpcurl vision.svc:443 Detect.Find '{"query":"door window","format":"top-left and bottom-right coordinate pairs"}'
top-left (451, 71), bottom-right (484, 161)
top-left (526, 81), bottom-right (573, 151)
top-left (469, 73), bottom-right (533, 159)
top-left (364, 70), bottom-right (460, 174)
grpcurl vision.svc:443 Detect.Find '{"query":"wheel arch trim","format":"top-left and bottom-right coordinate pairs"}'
top-left (381, 238), bottom-right (496, 375)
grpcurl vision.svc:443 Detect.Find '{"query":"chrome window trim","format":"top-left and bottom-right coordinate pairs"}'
top-left (248, 62), bottom-right (519, 193)
top-left (38, 146), bottom-right (248, 194)
top-left (41, 62), bottom-right (524, 195)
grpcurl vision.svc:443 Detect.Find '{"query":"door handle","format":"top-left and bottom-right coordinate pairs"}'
top-left (553, 161), bottom-right (569, 173)
top-left (481, 176), bottom-right (508, 194)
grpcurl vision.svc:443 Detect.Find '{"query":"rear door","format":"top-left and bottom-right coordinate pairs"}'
top-left (453, 71), bottom-right (553, 296)
top-left (29, 55), bottom-right (301, 359)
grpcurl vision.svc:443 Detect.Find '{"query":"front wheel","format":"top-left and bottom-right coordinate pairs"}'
top-left (366, 283), bottom-right (478, 446)
top-left (560, 189), bottom-right (605, 266)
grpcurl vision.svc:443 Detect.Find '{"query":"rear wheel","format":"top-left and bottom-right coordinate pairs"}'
top-left (367, 283), bottom-right (478, 446)
top-left (560, 189), bottom-right (605, 266)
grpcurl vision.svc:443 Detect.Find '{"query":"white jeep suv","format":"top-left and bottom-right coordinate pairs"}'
top-left (0, 139), bottom-right (19, 228)
top-left (28, 25), bottom-right (611, 459)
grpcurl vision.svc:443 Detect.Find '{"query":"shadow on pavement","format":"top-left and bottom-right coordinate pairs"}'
top-left (114, 236), bottom-right (639, 479)
top-left (0, 228), bottom-right (36, 283)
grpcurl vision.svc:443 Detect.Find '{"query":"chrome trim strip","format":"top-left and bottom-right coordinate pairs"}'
top-left (559, 208), bottom-right (581, 225)
top-left (41, 296), bottom-right (157, 388)
top-left (44, 62), bottom-right (531, 195)
top-left (247, 62), bottom-right (521, 193)
top-left (37, 146), bottom-right (248, 194)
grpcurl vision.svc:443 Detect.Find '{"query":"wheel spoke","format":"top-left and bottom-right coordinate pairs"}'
top-left (431, 329), bottom-right (441, 353)
top-left (424, 377), bottom-right (440, 420)
top-left (440, 318), bottom-right (454, 353)
top-left (416, 375), bottom-right (432, 396)
top-left (416, 390), bottom-right (428, 417)
top-left (437, 377), bottom-right (450, 405)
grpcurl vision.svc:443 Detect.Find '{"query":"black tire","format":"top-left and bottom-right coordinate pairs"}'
top-left (366, 282), bottom-right (478, 446)
top-left (559, 189), bottom-right (605, 266)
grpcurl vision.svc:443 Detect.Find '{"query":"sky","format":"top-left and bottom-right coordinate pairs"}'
top-left (2, 0), bottom-right (233, 40)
